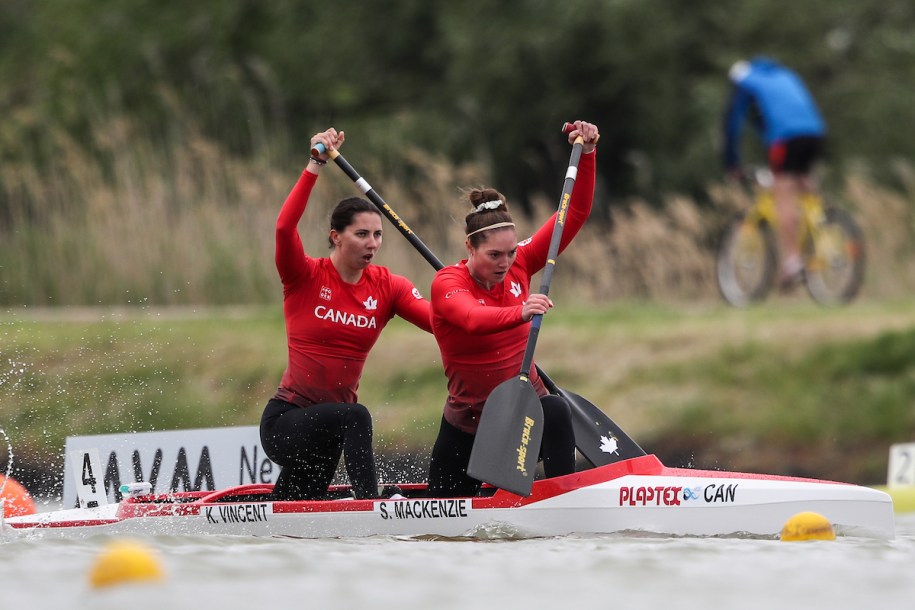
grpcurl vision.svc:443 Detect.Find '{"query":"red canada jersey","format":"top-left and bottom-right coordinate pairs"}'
top-left (431, 151), bottom-right (596, 433)
top-left (273, 171), bottom-right (432, 407)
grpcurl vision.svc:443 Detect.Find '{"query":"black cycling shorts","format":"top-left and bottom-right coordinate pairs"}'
top-left (768, 136), bottom-right (824, 175)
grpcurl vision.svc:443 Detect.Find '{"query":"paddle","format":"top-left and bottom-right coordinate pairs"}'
top-left (313, 134), bottom-right (645, 473)
top-left (536, 369), bottom-right (645, 466)
top-left (311, 143), bottom-right (443, 271)
top-left (462, 127), bottom-right (588, 497)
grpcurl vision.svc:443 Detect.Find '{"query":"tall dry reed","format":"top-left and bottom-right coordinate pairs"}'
top-left (2, 114), bottom-right (914, 306)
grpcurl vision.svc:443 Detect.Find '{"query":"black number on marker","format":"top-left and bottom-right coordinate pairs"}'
top-left (894, 449), bottom-right (912, 485)
top-left (81, 452), bottom-right (98, 493)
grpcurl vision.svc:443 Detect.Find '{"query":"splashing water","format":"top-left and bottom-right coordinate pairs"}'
top-left (1, 426), bottom-right (12, 521)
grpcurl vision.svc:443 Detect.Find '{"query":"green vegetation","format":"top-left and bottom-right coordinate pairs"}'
top-left (4, 2), bottom-right (915, 212)
top-left (3, 2), bottom-right (915, 308)
top-left (2, 121), bottom-right (915, 307)
top-left (3, 301), bottom-right (914, 492)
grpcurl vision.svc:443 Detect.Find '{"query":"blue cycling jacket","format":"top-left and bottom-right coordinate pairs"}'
top-left (723, 57), bottom-right (826, 169)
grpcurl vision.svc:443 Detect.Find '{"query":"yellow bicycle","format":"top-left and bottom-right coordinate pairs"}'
top-left (716, 169), bottom-right (866, 307)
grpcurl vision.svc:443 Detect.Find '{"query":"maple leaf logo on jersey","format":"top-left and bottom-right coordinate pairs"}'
top-left (363, 295), bottom-right (378, 311)
top-left (510, 281), bottom-right (522, 298)
top-left (319, 286), bottom-right (332, 301)
top-left (599, 435), bottom-right (620, 455)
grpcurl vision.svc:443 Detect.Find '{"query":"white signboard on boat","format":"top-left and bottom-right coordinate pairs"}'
top-left (63, 426), bottom-right (277, 508)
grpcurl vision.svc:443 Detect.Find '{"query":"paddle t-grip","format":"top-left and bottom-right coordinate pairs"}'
top-left (561, 121), bottom-right (598, 144)
top-left (311, 141), bottom-right (340, 161)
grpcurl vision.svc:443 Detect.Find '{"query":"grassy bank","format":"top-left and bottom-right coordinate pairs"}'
top-left (3, 299), bottom-right (915, 494)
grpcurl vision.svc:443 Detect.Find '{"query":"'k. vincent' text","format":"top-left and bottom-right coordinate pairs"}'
top-left (205, 503), bottom-right (272, 525)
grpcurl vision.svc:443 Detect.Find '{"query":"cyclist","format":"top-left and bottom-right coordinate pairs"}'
top-left (723, 56), bottom-right (826, 289)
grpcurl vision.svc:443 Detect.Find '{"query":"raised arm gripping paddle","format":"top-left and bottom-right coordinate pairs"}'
top-left (316, 129), bottom-right (644, 489)
top-left (465, 126), bottom-right (585, 496)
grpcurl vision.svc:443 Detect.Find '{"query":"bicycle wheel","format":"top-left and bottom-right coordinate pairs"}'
top-left (716, 211), bottom-right (779, 307)
top-left (803, 206), bottom-right (866, 306)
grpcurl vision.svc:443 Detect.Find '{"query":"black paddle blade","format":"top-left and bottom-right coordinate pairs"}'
top-left (560, 387), bottom-right (647, 467)
top-left (467, 377), bottom-right (545, 497)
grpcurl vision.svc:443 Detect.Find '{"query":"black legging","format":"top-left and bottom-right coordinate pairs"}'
top-left (260, 399), bottom-right (377, 500)
top-left (427, 395), bottom-right (576, 498)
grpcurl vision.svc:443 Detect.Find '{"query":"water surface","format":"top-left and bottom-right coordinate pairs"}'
top-left (2, 513), bottom-right (912, 609)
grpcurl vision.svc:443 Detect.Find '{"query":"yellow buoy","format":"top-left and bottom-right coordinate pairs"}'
top-left (779, 511), bottom-right (836, 541)
top-left (0, 475), bottom-right (36, 517)
top-left (89, 540), bottom-right (165, 588)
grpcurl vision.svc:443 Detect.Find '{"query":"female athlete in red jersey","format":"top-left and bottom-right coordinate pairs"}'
top-left (427, 120), bottom-right (600, 497)
top-left (260, 128), bottom-right (432, 500)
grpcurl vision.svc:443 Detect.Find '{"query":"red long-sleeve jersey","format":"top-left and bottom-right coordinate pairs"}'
top-left (273, 170), bottom-right (432, 408)
top-left (431, 151), bottom-right (596, 433)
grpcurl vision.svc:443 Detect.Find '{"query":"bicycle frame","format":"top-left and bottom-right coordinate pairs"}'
top-left (718, 168), bottom-right (865, 307)
top-left (747, 188), bottom-right (826, 254)
top-left (747, 189), bottom-right (776, 226)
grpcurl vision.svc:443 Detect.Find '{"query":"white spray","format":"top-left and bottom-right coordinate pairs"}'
top-left (0, 426), bottom-right (12, 524)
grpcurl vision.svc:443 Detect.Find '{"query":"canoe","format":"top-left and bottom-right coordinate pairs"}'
top-left (2, 454), bottom-right (894, 540)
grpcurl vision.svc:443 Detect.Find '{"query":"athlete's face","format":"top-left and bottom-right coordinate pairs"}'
top-left (466, 228), bottom-right (517, 289)
top-left (333, 211), bottom-right (383, 271)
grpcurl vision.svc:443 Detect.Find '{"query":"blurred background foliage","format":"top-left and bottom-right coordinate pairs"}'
top-left (2, 0), bottom-right (915, 305)
top-left (5, 1), bottom-right (915, 200)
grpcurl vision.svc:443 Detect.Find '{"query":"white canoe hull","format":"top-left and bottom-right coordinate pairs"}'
top-left (3, 455), bottom-right (895, 540)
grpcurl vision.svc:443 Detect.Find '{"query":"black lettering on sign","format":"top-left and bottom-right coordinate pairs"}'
top-left (172, 447), bottom-right (192, 492)
top-left (194, 446), bottom-right (215, 491)
top-left (104, 451), bottom-right (122, 503)
top-left (203, 503), bottom-right (271, 525)
top-left (170, 446), bottom-right (216, 493)
top-left (132, 448), bottom-right (163, 493)
top-left (240, 446), bottom-right (257, 484)
top-left (375, 499), bottom-right (472, 521)
top-left (894, 448), bottom-right (913, 486)
top-left (215, 504), bottom-right (270, 524)
top-left (704, 483), bottom-right (738, 503)
top-left (260, 455), bottom-right (273, 482)
top-left (81, 453), bottom-right (98, 493)
top-left (240, 446), bottom-right (275, 484)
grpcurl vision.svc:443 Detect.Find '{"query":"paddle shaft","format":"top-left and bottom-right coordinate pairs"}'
top-left (314, 141), bottom-right (574, 393)
top-left (467, 129), bottom-right (585, 494)
top-left (518, 135), bottom-right (583, 378)
top-left (312, 142), bottom-right (444, 271)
